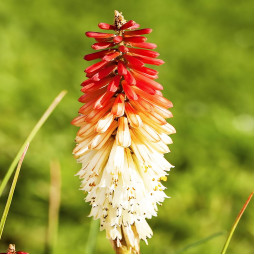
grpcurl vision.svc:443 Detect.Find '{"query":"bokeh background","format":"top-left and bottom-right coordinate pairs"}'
top-left (0, 0), bottom-right (253, 253)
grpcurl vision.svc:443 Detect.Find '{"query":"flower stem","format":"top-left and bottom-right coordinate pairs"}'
top-left (0, 90), bottom-right (67, 197)
top-left (0, 143), bottom-right (29, 239)
top-left (221, 191), bottom-right (254, 254)
top-left (110, 225), bottom-right (140, 254)
top-left (85, 219), bottom-right (99, 254)
top-left (45, 160), bottom-right (61, 253)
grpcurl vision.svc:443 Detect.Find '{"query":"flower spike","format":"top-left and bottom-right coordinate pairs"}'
top-left (72, 10), bottom-right (175, 254)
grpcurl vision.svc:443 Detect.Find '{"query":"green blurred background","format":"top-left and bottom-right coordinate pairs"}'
top-left (0, 0), bottom-right (253, 253)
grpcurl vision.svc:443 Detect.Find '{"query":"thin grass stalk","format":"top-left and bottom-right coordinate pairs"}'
top-left (221, 191), bottom-right (254, 254)
top-left (0, 143), bottom-right (30, 239)
top-left (45, 160), bottom-right (61, 253)
top-left (85, 219), bottom-right (99, 254)
top-left (0, 90), bottom-right (67, 197)
top-left (176, 231), bottom-right (224, 254)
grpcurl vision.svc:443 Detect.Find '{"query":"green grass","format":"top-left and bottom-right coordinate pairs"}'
top-left (0, 0), bottom-right (253, 253)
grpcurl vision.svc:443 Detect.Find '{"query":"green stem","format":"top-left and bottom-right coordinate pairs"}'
top-left (176, 231), bottom-right (224, 254)
top-left (85, 219), bottom-right (99, 254)
top-left (0, 143), bottom-right (29, 239)
top-left (45, 160), bottom-right (61, 253)
top-left (0, 90), bottom-right (67, 197)
top-left (221, 191), bottom-right (254, 254)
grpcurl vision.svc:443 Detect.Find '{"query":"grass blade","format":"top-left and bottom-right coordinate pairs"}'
top-left (0, 143), bottom-right (30, 239)
top-left (176, 231), bottom-right (224, 253)
top-left (221, 191), bottom-right (254, 254)
top-left (45, 160), bottom-right (62, 253)
top-left (0, 90), bottom-right (67, 197)
top-left (85, 219), bottom-right (99, 254)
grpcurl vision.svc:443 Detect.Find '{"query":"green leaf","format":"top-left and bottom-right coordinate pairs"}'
top-left (0, 90), bottom-right (67, 197)
top-left (0, 143), bottom-right (30, 239)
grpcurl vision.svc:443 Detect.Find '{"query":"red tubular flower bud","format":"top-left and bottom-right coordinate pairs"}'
top-left (128, 23), bottom-right (140, 30)
top-left (91, 64), bottom-right (117, 81)
top-left (124, 70), bottom-right (136, 85)
top-left (79, 87), bottom-right (107, 103)
top-left (81, 76), bottom-right (113, 93)
top-left (131, 53), bottom-right (165, 66)
top-left (120, 20), bottom-right (136, 30)
top-left (123, 36), bottom-right (147, 43)
top-left (86, 31), bottom-right (114, 38)
top-left (84, 49), bottom-right (112, 61)
top-left (107, 75), bottom-right (121, 92)
top-left (92, 42), bottom-right (114, 50)
top-left (102, 51), bottom-right (120, 61)
top-left (124, 28), bottom-right (152, 36)
top-left (98, 23), bottom-right (116, 30)
top-left (132, 69), bottom-right (158, 80)
top-left (122, 80), bottom-right (138, 100)
top-left (129, 65), bottom-right (158, 76)
top-left (131, 70), bottom-right (163, 90)
top-left (135, 80), bottom-right (157, 95)
top-left (81, 78), bottom-right (93, 86)
top-left (119, 45), bottom-right (129, 52)
top-left (127, 42), bottom-right (157, 49)
top-left (127, 48), bottom-right (159, 58)
top-left (94, 37), bottom-right (112, 42)
top-left (85, 60), bottom-right (108, 74)
top-left (117, 61), bottom-right (127, 75)
top-left (94, 91), bottom-right (115, 109)
top-left (113, 36), bottom-right (123, 43)
top-left (123, 55), bottom-right (144, 67)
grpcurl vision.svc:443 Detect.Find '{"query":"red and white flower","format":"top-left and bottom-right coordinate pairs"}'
top-left (72, 10), bottom-right (175, 253)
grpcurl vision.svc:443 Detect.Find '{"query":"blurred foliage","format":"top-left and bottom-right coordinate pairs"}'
top-left (0, 0), bottom-right (253, 253)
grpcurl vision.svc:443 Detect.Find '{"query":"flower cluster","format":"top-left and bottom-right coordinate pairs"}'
top-left (72, 11), bottom-right (175, 252)
top-left (1, 244), bottom-right (28, 254)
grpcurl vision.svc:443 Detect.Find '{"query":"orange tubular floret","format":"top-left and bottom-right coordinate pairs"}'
top-left (133, 87), bottom-right (173, 109)
top-left (107, 75), bottom-right (121, 92)
top-left (91, 64), bottom-right (117, 81)
top-left (122, 80), bottom-right (138, 100)
top-left (131, 70), bottom-right (163, 90)
top-left (124, 70), bottom-right (136, 85)
top-left (94, 91), bottom-right (115, 109)
top-left (125, 102), bottom-right (142, 128)
top-left (118, 61), bottom-right (128, 75)
top-left (86, 98), bottom-right (114, 123)
top-left (111, 93), bottom-right (125, 117)
top-left (71, 115), bottom-right (86, 126)
top-left (81, 76), bottom-right (113, 93)
top-left (79, 87), bottom-right (107, 103)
